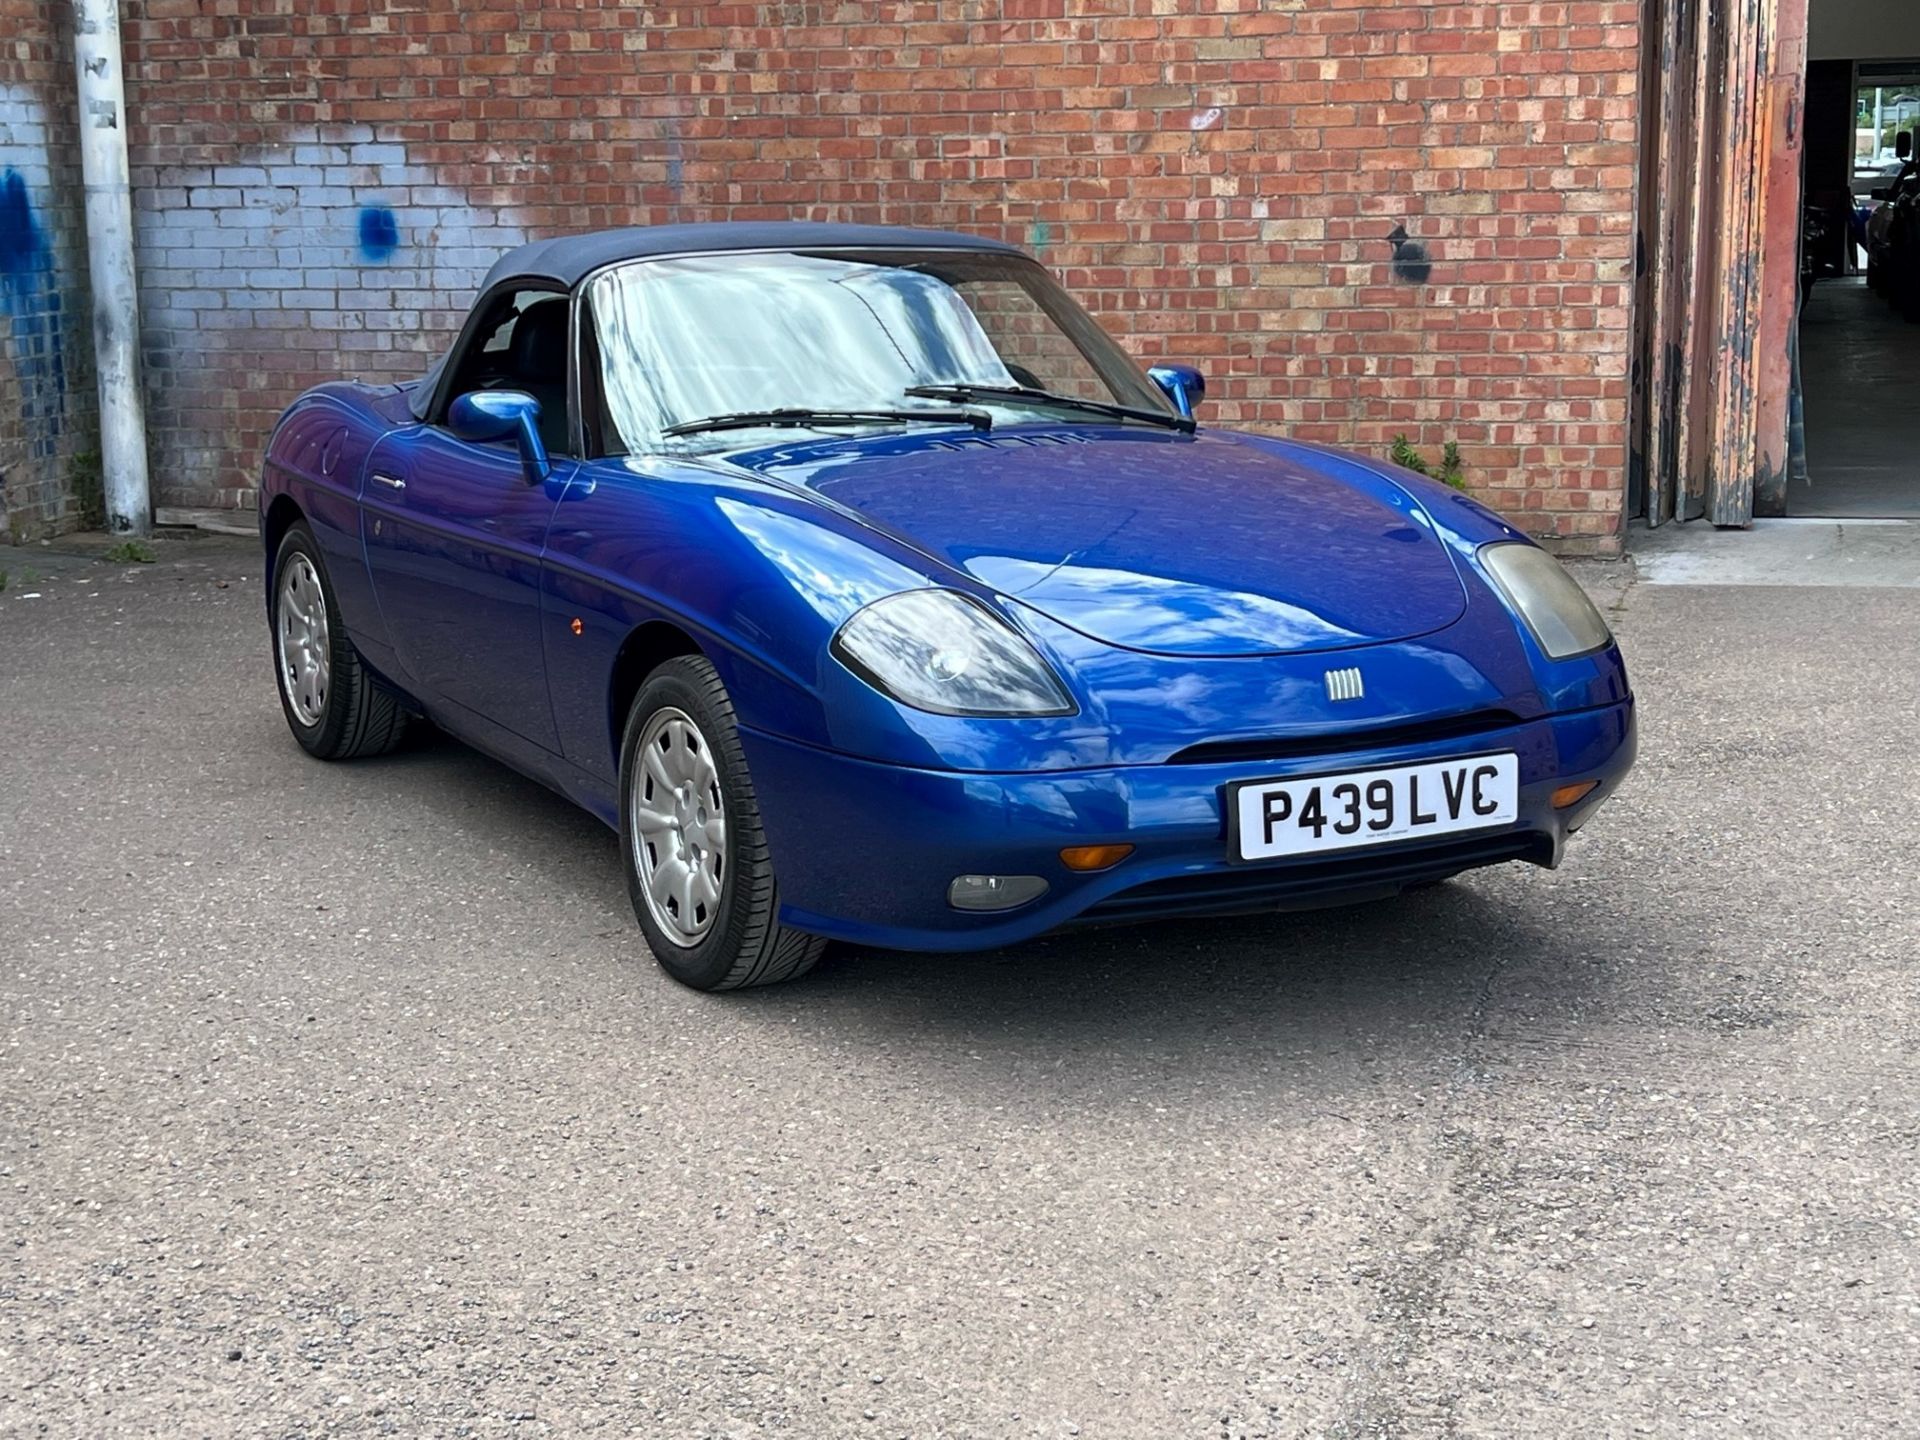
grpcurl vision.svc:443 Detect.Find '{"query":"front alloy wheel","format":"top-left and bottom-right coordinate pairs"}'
top-left (277, 552), bottom-right (332, 726)
top-left (630, 707), bottom-right (729, 945)
top-left (618, 656), bottom-right (826, 990)
top-left (269, 523), bottom-right (409, 759)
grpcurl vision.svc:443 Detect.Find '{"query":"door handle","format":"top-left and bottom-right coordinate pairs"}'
top-left (371, 472), bottom-right (406, 491)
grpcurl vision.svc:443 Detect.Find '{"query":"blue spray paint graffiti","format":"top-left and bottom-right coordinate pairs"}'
top-left (0, 167), bottom-right (65, 458)
top-left (357, 204), bottom-right (399, 261)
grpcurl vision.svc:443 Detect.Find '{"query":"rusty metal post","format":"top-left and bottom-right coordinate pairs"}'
top-left (1638, 0), bottom-right (1693, 527)
top-left (1673, 0), bottom-right (1717, 524)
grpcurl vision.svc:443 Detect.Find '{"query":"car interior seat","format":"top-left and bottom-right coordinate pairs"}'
top-left (507, 299), bottom-right (572, 454)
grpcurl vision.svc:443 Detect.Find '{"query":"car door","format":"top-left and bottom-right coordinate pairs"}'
top-left (362, 288), bottom-right (576, 752)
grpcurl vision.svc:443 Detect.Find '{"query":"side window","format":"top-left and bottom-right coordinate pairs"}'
top-left (954, 278), bottom-right (1109, 400)
top-left (443, 288), bottom-right (574, 456)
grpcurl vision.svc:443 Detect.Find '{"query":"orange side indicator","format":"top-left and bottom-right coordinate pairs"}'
top-left (570, 617), bottom-right (584, 636)
top-left (1060, 844), bottom-right (1134, 873)
top-left (1551, 781), bottom-right (1599, 809)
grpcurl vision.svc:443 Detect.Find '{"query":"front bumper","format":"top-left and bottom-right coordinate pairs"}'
top-left (741, 698), bottom-right (1636, 952)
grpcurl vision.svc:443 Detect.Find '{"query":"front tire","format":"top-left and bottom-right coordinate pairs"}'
top-left (619, 656), bottom-right (826, 990)
top-left (270, 523), bottom-right (409, 760)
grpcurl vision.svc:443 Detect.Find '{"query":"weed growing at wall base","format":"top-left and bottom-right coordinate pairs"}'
top-left (103, 539), bottom-right (155, 564)
top-left (1390, 436), bottom-right (1467, 491)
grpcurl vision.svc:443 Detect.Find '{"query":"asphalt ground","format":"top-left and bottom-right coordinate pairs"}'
top-left (1, 533), bottom-right (1916, 1437)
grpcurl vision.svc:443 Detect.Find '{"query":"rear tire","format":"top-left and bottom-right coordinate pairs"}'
top-left (270, 523), bottom-right (409, 760)
top-left (619, 655), bottom-right (826, 991)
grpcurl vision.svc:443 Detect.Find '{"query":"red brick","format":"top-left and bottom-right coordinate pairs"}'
top-left (45, 0), bottom-right (1641, 545)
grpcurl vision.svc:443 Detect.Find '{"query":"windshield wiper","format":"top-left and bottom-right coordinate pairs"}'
top-left (662, 407), bottom-right (992, 438)
top-left (905, 383), bottom-right (1195, 434)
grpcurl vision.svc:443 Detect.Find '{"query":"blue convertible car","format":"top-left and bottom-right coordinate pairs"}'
top-left (261, 222), bottom-right (1635, 989)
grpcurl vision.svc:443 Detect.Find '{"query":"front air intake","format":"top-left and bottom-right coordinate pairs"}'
top-left (1164, 709), bottom-right (1526, 767)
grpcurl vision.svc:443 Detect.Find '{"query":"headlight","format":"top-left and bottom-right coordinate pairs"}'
top-left (831, 589), bottom-right (1076, 717)
top-left (1480, 542), bottom-right (1613, 659)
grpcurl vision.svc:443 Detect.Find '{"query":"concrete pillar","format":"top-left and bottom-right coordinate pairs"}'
top-left (72, 0), bottom-right (151, 536)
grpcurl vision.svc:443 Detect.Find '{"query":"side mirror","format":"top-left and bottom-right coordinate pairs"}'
top-left (1900, 131), bottom-right (1914, 161)
top-left (1147, 363), bottom-right (1206, 421)
top-left (448, 390), bottom-right (550, 483)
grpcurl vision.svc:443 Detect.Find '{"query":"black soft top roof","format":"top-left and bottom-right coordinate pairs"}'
top-left (408, 222), bottom-right (1025, 419)
top-left (476, 220), bottom-right (1022, 290)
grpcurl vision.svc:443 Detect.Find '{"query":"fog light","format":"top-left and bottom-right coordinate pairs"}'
top-left (1059, 843), bottom-right (1134, 872)
top-left (1552, 780), bottom-right (1600, 809)
top-left (947, 874), bottom-right (1049, 912)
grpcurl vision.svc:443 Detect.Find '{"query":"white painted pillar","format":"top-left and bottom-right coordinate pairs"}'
top-left (72, 0), bottom-right (150, 536)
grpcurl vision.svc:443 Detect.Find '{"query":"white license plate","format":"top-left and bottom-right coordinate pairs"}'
top-left (1231, 753), bottom-right (1520, 861)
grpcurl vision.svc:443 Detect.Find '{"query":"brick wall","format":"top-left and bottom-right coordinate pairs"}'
top-left (120, 0), bottom-right (1640, 553)
top-left (0, 0), bottom-right (94, 540)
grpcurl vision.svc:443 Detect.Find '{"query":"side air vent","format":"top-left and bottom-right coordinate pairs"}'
top-left (1165, 709), bottom-right (1525, 766)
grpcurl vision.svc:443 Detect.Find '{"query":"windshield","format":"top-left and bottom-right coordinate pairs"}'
top-left (589, 249), bottom-right (1173, 453)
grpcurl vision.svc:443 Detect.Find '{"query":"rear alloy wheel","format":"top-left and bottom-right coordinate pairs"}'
top-left (270, 523), bottom-right (409, 759)
top-left (619, 656), bottom-right (826, 990)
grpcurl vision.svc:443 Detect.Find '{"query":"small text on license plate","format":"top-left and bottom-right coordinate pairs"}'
top-left (1231, 753), bottom-right (1520, 861)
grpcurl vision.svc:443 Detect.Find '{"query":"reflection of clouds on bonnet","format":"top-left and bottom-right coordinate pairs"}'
top-left (714, 496), bottom-right (924, 623)
top-left (1014, 561), bottom-right (1367, 655)
top-left (743, 428), bottom-right (1467, 657)
top-left (1081, 666), bottom-right (1235, 735)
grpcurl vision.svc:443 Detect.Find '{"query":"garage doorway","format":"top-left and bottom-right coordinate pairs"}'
top-left (1628, 0), bottom-right (1920, 533)
top-left (1792, 59), bottom-right (1920, 519)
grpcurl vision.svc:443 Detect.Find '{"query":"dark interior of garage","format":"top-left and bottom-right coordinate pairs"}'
top-left (1794, 41), bottom-right (1920, 518)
